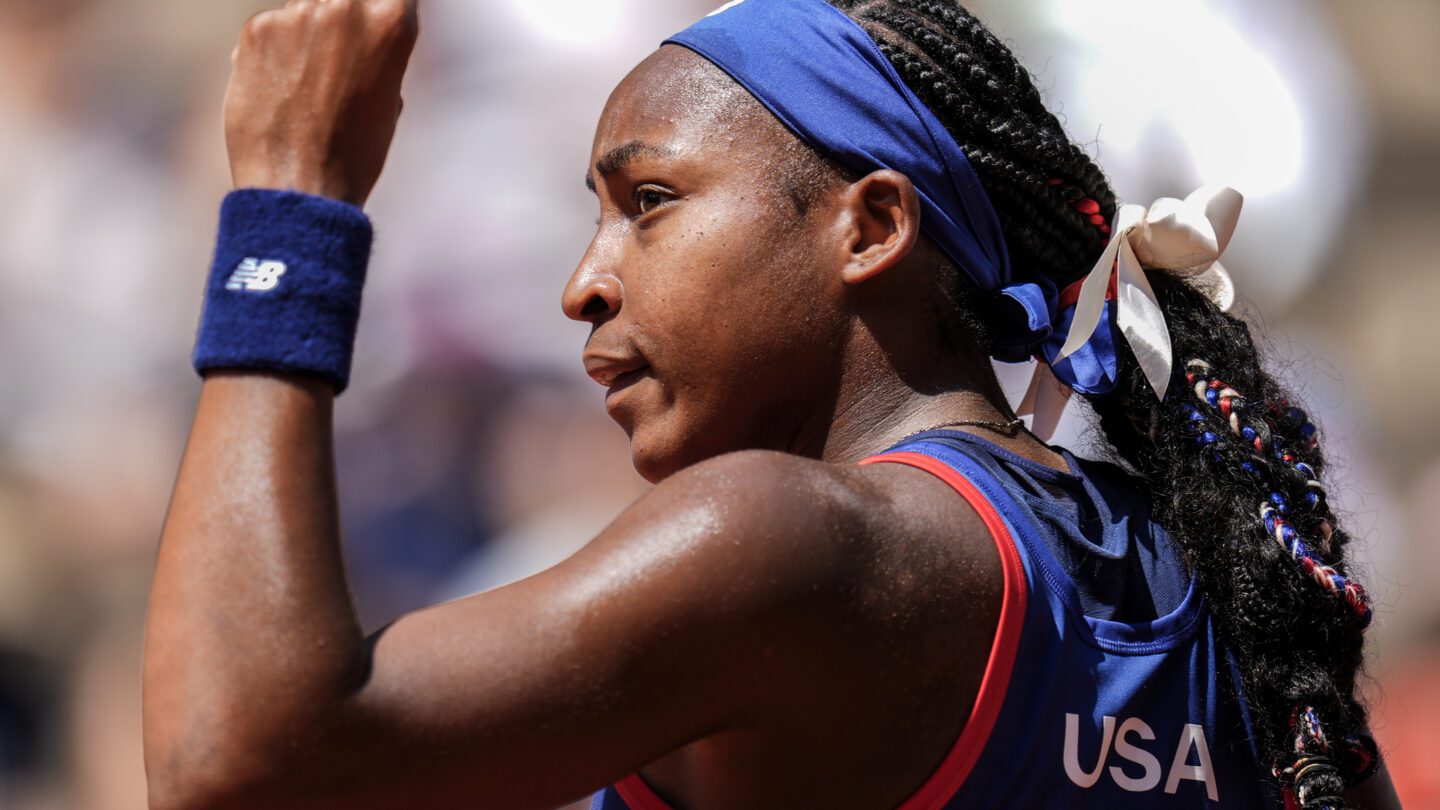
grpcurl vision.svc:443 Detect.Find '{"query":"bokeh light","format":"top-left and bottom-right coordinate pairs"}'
top-left (1054, 0), bottom-right (1304, 197)
top-left (509, 0), bottom-right (624, 45)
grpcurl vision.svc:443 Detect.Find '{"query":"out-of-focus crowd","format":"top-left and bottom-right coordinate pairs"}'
top-left (0, 0), bottom-right (1436, 808)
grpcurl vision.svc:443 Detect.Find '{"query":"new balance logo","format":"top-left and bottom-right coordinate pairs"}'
top-left (226, 258), bottom-right (287, 292)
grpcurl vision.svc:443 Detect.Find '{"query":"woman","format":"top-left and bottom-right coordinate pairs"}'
top-left (143, 0), bottom-right (1398, 807)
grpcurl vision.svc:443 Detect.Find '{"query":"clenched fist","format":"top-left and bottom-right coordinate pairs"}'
top-left (224, 0), bottom-right (419, 206)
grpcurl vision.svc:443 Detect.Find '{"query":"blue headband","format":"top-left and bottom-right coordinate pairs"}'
top-left (664, 0), bottom-right (1069, 369)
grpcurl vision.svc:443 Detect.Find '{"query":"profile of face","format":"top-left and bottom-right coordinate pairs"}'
top-left (563, 45), bottom-right (866, 482)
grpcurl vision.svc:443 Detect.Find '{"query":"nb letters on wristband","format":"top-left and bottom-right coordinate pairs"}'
top-left (193, 189), bottom-right (374, 393)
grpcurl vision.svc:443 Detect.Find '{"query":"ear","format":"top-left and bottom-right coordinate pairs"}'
top-left (835, 169), bottom-right (922, 286)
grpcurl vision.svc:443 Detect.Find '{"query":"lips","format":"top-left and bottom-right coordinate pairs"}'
top-left (603, 365), bottom-right (650, 399)
top-left (583, 350), bottom-right (652, 400)
top-left (585, 362), bottom-right (639, 387)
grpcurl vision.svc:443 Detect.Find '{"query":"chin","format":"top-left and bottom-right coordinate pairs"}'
top-left (631, 452), bottom-right (679, 484)
top-left (628, 434), bottom-right (694, 484)
top-left (625, 414), bottom-right (739, 484)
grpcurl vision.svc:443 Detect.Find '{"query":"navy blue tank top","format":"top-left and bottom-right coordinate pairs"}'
top-left (593, 431), bottom-right (1278, 808)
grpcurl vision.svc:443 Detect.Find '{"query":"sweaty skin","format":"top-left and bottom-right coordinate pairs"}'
top-left (143, 6), bottom-right (1143, 810)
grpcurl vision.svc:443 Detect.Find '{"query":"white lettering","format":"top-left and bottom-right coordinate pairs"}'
top-left (1062, 715), bottom-right (1220, 799)
top-left (1109, 717), bottom-right (1162, 792)
top-left (1164, 723), bottom-right (1219, 802)
top-left (225, 257), bottom-right (288, 293)
top-left (1063, 713), bottom-right (1116, 789)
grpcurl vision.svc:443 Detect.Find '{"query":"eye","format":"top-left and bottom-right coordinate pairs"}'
top-left (633, 184), bottom-right (673, 215)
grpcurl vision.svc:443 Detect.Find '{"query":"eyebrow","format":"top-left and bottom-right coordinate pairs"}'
top-left (584, 140), bottom-right (673, 192)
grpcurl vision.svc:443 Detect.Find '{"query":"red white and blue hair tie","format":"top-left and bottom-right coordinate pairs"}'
top-left (1020, 186), bottom-right (1245, 438)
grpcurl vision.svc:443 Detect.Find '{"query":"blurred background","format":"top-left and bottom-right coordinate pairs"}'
top-left (0, 0), bottom-right (1435, 807)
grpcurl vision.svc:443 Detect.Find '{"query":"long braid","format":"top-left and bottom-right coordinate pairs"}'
top-left (1092, 278), bottom-right (1376, 807)
top-left (824, 1), bottom-right (1377, 806)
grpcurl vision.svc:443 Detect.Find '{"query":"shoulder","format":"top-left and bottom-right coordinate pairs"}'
top-left (570, 448), bottom-right (999, 626)
top-left (632, 445), bottom-right (992, 529)
top-left (582, 449), bottom-right (1007, 767)
top-left (533, 448), bottom-right (1005, 762)
top-left (587, 450), bottom-right (882, 593)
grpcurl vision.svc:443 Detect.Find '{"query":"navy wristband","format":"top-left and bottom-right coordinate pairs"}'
top-left (193, 189), bottom-right (374, 393)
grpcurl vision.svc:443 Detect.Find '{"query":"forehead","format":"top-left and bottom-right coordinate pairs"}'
top-left (592, 45), bottom-right (777, 159)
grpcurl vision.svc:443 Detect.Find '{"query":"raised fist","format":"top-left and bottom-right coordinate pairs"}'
top-left (224, 0), bottom-right (419, 206)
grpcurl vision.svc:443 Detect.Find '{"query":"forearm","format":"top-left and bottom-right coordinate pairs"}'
top-left (145, 373), bottom-right (366, 800)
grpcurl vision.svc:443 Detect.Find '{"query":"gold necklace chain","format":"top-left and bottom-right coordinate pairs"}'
top-left (901, 416), bottom-right (1026, 442)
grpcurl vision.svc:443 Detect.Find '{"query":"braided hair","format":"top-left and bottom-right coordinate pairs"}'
top-left (821, 0), bottom-right (1378, 806)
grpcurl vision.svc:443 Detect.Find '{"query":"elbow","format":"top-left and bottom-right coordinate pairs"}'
top-left (144, 727), bottom-right (290, 810)
top-left (146, 761), bottom-right (248, 810)
top-left (147, 774), bottom-right (243, 810)
top-left (143, 679), bottom-right (364, 809)
top-left (145, 755), bottom-right (253, 810)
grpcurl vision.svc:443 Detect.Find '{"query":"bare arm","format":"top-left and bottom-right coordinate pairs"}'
top-left (145, 376), bottom-right (364, 806)
top-left (146, 1), bottom-right (415, 798)
top-left (146, 366), bottom-right (874, 809)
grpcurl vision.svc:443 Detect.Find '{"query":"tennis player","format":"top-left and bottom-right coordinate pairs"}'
top-left (143, 0), bottom-right (1400, 808)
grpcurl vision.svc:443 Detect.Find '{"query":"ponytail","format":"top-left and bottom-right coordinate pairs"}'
top-left (1087, 275), bottom-right (1377, 807)
top-left (824, 1), bottom-right (1381, 805)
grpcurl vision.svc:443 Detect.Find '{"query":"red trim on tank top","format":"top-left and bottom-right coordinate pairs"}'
top-left (615, 771), bottom-right (672, 809)
top-left (610, 451), bottom-right (1029, 810)
top-left (863, 451), bottom-right (1028, 809)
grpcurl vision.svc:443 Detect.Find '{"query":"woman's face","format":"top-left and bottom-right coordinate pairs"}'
top-left (562, 45), bottom-right (853, 482)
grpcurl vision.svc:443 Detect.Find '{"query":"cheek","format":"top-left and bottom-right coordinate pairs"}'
top-left (676, 196), bottom-right (832, 309)
top-left (614, 211), bottom-right (845, 473)
top-left (647, 223), bottom-right (840, 402)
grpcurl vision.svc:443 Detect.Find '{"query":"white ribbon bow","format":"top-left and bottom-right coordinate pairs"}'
top-left (1019, 185), bottom-right (1244, 439)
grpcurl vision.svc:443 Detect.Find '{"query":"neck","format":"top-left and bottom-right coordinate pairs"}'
top-left (789, 315), bottom-right (1071, 466)
top-left (788, 335), bottom-right (1065, 471)
top-left (783, 252), bottom-right (1070, 470)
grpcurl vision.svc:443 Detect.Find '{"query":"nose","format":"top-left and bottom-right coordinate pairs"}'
top-left (562, 240), bottom-right (624, 324)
